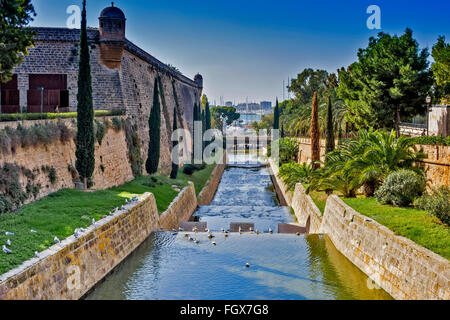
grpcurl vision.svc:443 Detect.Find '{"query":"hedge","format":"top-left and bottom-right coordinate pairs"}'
top-left (0, 109), bottom-right (124, 122)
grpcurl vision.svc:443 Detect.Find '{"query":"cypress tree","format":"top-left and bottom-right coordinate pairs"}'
top-left (325, 97), bottom-right (335, 154)
top-left (75, 0), bottom-right (95, 190)
top-left (146, 78), bottom-right (161, 175)
top-left (273, 98), bottom-right (280, 131)
top-left (205, 102), bottom-right (211, 131)
top-left (170, 108), bottom-right (179, 179)
top-left (310, 92), bottom-right (321, 170)
top-left (281, 123), bottom-right (285, 138)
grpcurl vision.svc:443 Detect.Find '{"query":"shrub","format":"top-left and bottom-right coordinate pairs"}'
top-left (111, 117), bottom-right (123, 131)
top-left (0, 110), bottom-right (124, 123)
top-left (415, 187), bottom-right (450, 226)
top-left (375, 170), bottom-right (426, 207)
top-left (278, 163), bottom-right (313, 191)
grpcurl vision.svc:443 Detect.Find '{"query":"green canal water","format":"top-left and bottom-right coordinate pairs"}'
top-left (86, 158), bottom-right (393, 300)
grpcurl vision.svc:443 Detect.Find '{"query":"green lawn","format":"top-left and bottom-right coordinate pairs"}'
top-left (343, 197), bottom-right (450, 260)
top-left (0, 165), bottom-right (215, 275)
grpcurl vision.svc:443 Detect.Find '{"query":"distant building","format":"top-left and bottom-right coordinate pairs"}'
top-left (260, 101), bottom-right (272, 110)
top-left (225, 101), bottom-right (233, 107)
top-left (236, 103), bottom-right (260, 113)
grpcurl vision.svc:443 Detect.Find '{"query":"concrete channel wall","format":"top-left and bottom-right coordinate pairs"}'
top-left (268, 158), bottom-right (450, 300)
top-left (0, 161), bottom-right (225, 300)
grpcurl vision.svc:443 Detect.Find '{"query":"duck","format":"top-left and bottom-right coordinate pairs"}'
top-left (212, 242), bottom-right (217, 246)
top-left (208, 234), bottom-right (215, 239)
top-left (245, 263), bottom-right (250, 268)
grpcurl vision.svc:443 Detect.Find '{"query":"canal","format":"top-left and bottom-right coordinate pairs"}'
top-left (86, 156), bottom-right (392, 300)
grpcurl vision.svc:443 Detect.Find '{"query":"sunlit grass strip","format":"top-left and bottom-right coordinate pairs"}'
top-left (343, 197), bottom-right (450, 260)
top-left (0, 165), bottom-right (215, 275)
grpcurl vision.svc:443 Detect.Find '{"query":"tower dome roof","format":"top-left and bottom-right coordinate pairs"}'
top-left (100, 3), bottom-right (126, 20)
top-left (194, 73), bottom-right (203, 81)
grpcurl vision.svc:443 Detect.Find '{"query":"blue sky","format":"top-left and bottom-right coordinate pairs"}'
top-left (29, 0), bottom-right (450, 105)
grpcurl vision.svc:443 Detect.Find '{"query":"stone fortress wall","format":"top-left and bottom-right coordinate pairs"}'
top-left (11, 25), bottom-right (201, 172)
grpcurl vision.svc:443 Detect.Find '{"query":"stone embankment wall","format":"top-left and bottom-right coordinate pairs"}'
top-left (159, 183), bottom-right (198, 230)
top-left (0, 117), bottom-right (134, 203)
top-left (267, 158), bottom-right (449, 300)
top-left (321, 196), bottom-right (449, 300)
top-left (0, 160), bottom-right (224, 300)
top-left (295, 138), bottom-right (449, 188)
top-left (13, 28), bottom-right (201, 173)
top-left (0, 193), bottom-right (159, 300)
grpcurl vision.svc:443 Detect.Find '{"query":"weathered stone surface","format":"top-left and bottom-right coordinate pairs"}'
top-left (267, 158), bottom-right (292, 206)
top-left (0, 118), bottom-right (133, 203)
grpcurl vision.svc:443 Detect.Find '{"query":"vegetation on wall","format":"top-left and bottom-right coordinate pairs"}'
top-left (75, 0), bottom-right (95, 190)
top-left (0, 121), bottom-right (75, 155)
top-left (0, 163), bottom-right (41, 215)
top-left (0, 110), bottom-right (124, 123)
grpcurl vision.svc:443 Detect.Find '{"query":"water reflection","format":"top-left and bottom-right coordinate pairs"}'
top-left (85, 164), bottom-right (392, 300)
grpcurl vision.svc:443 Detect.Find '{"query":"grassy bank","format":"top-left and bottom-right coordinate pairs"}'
top-left (343, 197), bottom-right (450, 260)
top-left (0, 164), bottom-right (215, 275)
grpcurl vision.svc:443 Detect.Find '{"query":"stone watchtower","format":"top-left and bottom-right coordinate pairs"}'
top-left (98, 2), bottom-right (126, 69)
top-left (194, 73), bottom-right (203, 100)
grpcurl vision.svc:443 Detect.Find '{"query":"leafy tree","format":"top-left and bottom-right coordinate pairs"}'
top-left (75, 0), bottom-right (95, 190)
top-left (288, 68), bottom-right (329, 106)
top-left (338, 29), bottom-right (432, 137)
top-left (146, 78), bottom-right (161, 175)
top-left (273, 99), bottom-right (280, 131)
top-left (310, 92), bottom-right (321, 169)
top-left (325, 97), bottom-right (335, 154)
top-left (170, 108), bottom-right (178, 179)
top-left (250, 113), bottom-right (273, 135)
top-left (211, 107), bottom-right (240, 133)
top-left (0, 0), bottom-right (36, 82)
top-left (431, 36), bottom-right (450, 102)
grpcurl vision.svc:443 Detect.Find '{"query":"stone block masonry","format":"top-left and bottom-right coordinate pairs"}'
top-left (321, 196), bottom-right (450, 300)
top-left (12, 27), bottom-right (202, 173)
top-left (0, 161), bottom-right (223, 300)
top-left (0, 117), bottom-right (134, 204)
top-left (268, 158), bottom-right (449, 300)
